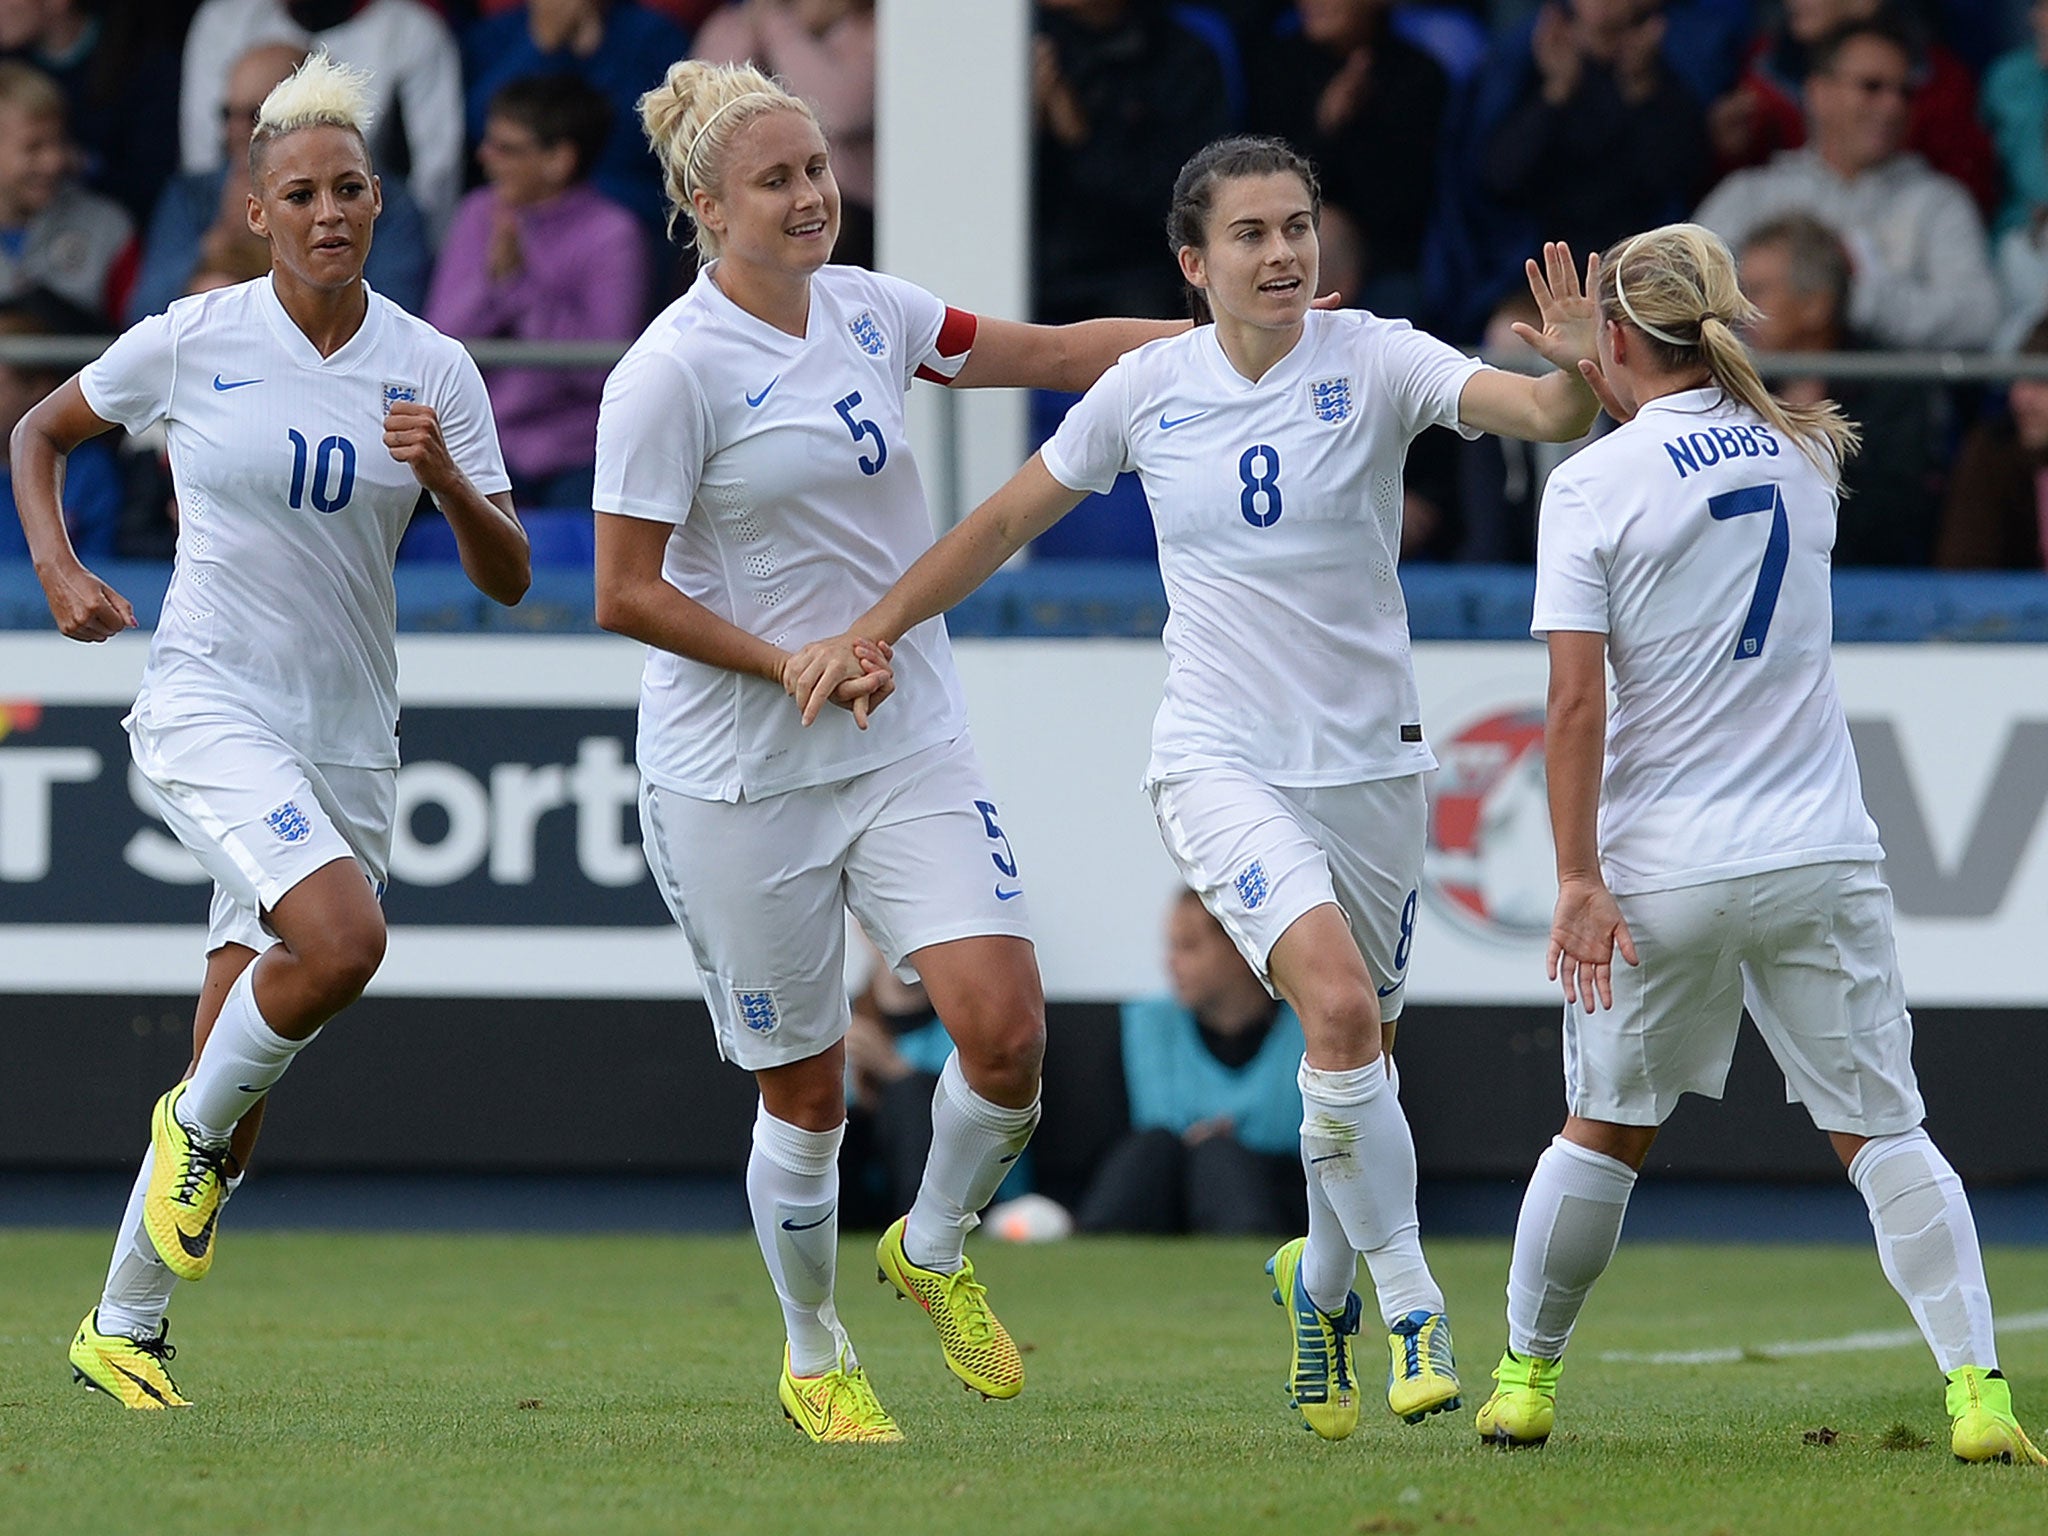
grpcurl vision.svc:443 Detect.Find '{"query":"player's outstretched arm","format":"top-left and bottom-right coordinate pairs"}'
top-left (1458, 242), bottom-right (1604, 443)
top-left (786, 455), bottom-right (1085, 726)
top-left (1544, 628), bottom-right (1636, 1011)
top-left (384, 402), bottom-right (530, 606)
top-left (10, 376), bottom-right (135, 643)
top-left (949, 315), bottom-right (1187, 394)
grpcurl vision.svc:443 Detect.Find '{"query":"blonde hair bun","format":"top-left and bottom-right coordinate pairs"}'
top-left (638, 57), bottom-right (818, 255)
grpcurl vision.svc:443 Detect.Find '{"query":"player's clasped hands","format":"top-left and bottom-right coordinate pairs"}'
top-left (782, 633), bottom-right (895, 729)
top-left (1547, 874), bottom-right (1639, 1013)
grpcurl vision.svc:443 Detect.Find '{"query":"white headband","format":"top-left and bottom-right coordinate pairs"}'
top-left (680, 90), bottom-right (779, 195)
top-left (1612, 237), bottom-right (1700, 349)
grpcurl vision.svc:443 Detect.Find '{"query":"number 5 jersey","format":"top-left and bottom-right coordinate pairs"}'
top-left (1531, 386), bottom-right (1883, 896)
top-left (80, 277), bottom-right (511, 768)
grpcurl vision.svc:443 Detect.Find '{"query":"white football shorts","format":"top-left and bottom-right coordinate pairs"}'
top-left (638, 734), bottom-right (1035, 1071)
top-left (127, 711), bottom-right (395, 955)
top-left (1564, 860), bottom-right (1924, 1137)
top-left (1149, 769), bottom-right (1426, 1019)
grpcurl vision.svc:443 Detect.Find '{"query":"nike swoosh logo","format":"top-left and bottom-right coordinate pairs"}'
top-left (1158, 410), bottom-right (1208, 431)
top-left (236, 1084), bottom-right (265, 1094)
top-left (995, 886), bottom-right (1022, 901)
top-left (1376, 982), bottom-right (1400, 998)
top-left (1308, 1153), bottom-right (1348, 1165)
top-left (212, 375), bottom-right (262, 391)
top-left (746, 376), bottom-right (779, 408)
top-left (780, 1211), bottom-right (834, 1232)
top-left (176, 1208), bottom-right (218, 1259)
top-left (112, 1362), bottom-right (169, 1405)
top-left (997, 1152), bottom-right (1020, 1164)
top-left (784, 1379), bottom-right (828, 1436)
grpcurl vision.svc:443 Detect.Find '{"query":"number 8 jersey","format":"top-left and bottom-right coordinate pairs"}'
top-left (80, 278), bottom-right (511, 768)
top-left (1041, 308), bottom-right (1482, 789)
top-left (1531, 386), bottom-right (1883, 895)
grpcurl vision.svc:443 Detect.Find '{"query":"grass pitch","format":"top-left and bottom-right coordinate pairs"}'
top-left (3, 1231), bottom-right (2045, 1535)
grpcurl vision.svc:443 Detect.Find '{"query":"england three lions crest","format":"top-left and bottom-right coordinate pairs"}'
top-left (848, 311), bottom-right (887, 358)
top-left (381, 380), bottom-right (420, 411)
top-left (1310, 376), bottom-right (1352, 424)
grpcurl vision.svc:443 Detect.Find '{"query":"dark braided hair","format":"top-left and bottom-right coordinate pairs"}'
top-left (1165, 136), bottom-right (1321, 325)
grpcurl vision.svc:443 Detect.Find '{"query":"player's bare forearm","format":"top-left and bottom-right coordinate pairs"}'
top-left (1544, 635), bottom-right (1609, 883)
top-left (862, 456), bottom-right (1085, 644)
top-left (1529, 366), bottom-right (1601, 442)
top-left (13, 378), bottom-right (134, 640)
top-left (593, 512), bottom-right (787, 684)
top-left (436, 484), bottom-right (531, 606)
top-left (952, 315), bottom-right (1186, 393)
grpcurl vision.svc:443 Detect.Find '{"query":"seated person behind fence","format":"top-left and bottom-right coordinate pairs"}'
top-left (129, 42), bottom-right (429, 323)
top-left (1934, 316), bottom-right (2048, 572)
top-left (426, 74), bottom-right (648, 511)
top-left (1076, 888), bottom-right (1307, 1236)
top-left (0, 291), bottom-right (119, 561)
top-left (1737, 212), bottom-right (1947, 566)
top-left (1693, 15), bottom-right (1999, 352)
top-left (0, 60), bottom-right (133, 324)
top-left (840, 939), bottom-right (954, 1229)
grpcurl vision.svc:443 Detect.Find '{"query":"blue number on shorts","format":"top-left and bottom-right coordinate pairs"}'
top-left (974, 799), bottom-right (1019, 878)
top-left (1393, 887), bottom-right (1418, 973)
top-left (1238, 444), bottom-right (1282, 527)
top-left (286, 429), bottom-right (357, 515)
top-left (1708, 482), bottom-right (1789, 660)
top-left (833, 391), bottom-right (887, 476)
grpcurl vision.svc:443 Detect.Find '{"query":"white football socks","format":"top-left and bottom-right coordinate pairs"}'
top-left (1850, 1128), bottom-right (1997, 1374)
top-left (96, 1146), bottom-right (176, 1340)
top-left (746, 1105), bottom-right (847, 1379)
top-left (1505, 1135), bottom-right (1638, 1361)
top-left (177, 967), bottom-right (311, 1143)
top-left (903, 1052), bottom-right (1039, 1274)
top-left (1297, 1057), bottom-right (1444, 1325)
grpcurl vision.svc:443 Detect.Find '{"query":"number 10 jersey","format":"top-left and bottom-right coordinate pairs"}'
top-left (81, 277), bottom-right (510, 769)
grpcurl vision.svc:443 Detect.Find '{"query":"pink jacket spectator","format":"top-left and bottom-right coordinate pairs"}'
top-left (424, 182), bottom-right (648, 489)
top-left (692, 2), bottom-right (874, 208)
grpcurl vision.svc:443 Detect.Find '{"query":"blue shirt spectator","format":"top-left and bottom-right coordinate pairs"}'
top-left (462, 2), bottom-right (692, 241)
top-left (1119, 991), bottom-right (1305, 1156)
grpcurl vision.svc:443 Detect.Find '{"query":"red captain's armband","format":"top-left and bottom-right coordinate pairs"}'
top-left (913, 307), bottom-right (978, 385)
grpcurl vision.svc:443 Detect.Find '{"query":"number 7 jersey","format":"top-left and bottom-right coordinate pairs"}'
top-left (80, 277), bottom-right (510, 768)
top-left (1531, 386), bottom-right (1882, 895)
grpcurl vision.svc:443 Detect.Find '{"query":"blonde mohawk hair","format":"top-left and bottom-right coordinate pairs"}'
top-left (254, 51), bottom-right (375, 145)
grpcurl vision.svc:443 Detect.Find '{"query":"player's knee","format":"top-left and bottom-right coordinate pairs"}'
top-left (954, 997), bottom-right (1045, 1100)
top-left (1296, 982), bottom-right (1381, 1059)
top-left (302, 914), bottom-right (386, 1008)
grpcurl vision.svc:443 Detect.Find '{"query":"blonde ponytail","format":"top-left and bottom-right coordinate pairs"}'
top-left (638, 58), bottom-right (819, 255)
top-left (1600, 223), bottom-right (1860, 476)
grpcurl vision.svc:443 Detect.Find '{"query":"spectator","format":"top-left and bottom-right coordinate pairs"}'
top-left (1738, 213), bottom-right (1947, 565)
top-left (1462, 1), bottom-right (1708, 336)
top-left (1982, 1), bottom-right (2048, 239)
top-left (130, 42), bottom-right (431, 322)
top-left (839, 947), bottom-right (954, 1230)
top-left (0, 290), bottom-right (120, 561)
top-left (0, 0), bottom-right (186, 227)
top-left (1708, 0), bottom-right (1996, 213)
top-left (463, 1), bottom-right (691, 245)
top-left (1032, 0), bottom-right (1232, 323)
top-left (0, 60), bottom-right (133, 322)
top-left (1245, 0), bottom-right (1447, 316)
top-left (475, 0), bottom-right (718, 28)
top-left (426, 73), bottom-right (648, 509)
top-left (181, 0), bottom-right (464, 236)
top-left (1695, 17), bottom-right (2001, 350)
top-left (1074, 889), bottom-right (1307, 1237)
top-left (1935, 316), bottom-right (2048, 569)
top-left (693, 1), bottom-right (874, 268)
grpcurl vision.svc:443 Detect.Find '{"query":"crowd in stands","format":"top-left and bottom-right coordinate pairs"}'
top-left (1, 0), bottom-right (2047, 572)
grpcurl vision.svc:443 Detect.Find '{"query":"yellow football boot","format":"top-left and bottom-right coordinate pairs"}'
top-left (1476, 1349), bottom-right (1562, 1447)
top-left (1387, 1308), bottom-right (1462, 1423)
top-left (778, 1347), bottom-right (904, 1444)
top-left (143, 1083), bottom-right (232, 1282)
top-left (69, 1310), bottom-right (189, 1409)
top-left (876, 1217), bottom-right (1023, 1399)
top-left (1266, 1237), bottom-right (1361, 1440)
top-left (1949, 1366), bottom-right (2048, 1464)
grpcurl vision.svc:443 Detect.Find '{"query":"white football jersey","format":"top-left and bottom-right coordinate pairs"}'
top-left (1041, 309), bottom-right (1482, 788)
top-left (81, 277), bottom-right (510, 768)
top-left (1531, 387), bottom-right (1883, 895)
top-left (594, 264), bottom-right (973, 801)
